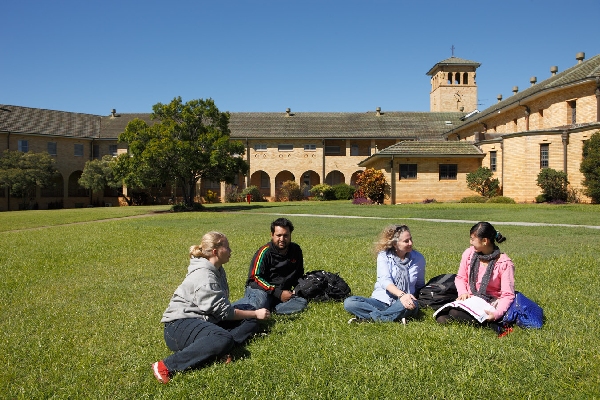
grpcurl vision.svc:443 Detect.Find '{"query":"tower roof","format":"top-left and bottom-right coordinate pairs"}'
top-left (426, 56), bottom-right (481, 75)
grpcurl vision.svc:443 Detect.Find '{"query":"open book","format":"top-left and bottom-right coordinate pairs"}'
top-left (433, 295), bottom-right (495, 323)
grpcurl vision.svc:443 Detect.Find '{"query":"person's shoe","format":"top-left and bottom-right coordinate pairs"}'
top-left (348, 317), bottom-right (369, 324)
top-left (220, 354), bottom-right (233, 364)
top-left (497, 326), bottom-right (514, 338)
top-left (152, 360), bottom-right (170, 384)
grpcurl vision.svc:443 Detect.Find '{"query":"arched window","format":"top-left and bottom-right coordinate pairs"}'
top-left (447, 73), bottom-right (453, 85)
top-left (454, 73), bottom-right (460, 85)
top-left (463, 72), bottom-right (468, 84)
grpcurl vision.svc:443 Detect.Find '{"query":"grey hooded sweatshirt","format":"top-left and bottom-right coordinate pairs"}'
top-left (161, 257), bottom-right (235, 324)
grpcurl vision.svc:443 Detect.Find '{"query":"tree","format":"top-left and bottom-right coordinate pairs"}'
top-left (536, 168), bottom-right (569, 202)
top-left (466, 167), bottom-right (500, 198)
top-left (115, 97), bottom-right (248, 207)
top-left (0, 150), bottom-right (59, 207)
top-left (580, 130), bottom-right (600, 203)
top-left (79, 155), bottom-right (122, 203)
top-left (354, 168), bottom-right (389, 204)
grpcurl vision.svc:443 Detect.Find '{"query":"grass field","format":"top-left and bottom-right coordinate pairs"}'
top-left (1, 202), bottom-right (599, 399)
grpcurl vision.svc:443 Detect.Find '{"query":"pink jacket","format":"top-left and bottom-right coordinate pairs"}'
top-left (455, 246), bottom-right (515, 320)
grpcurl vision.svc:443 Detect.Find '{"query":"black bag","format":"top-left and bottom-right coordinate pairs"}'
top-left (294, 270), bottom-right (351, 302)
top-left (417, 273), bottom-right (458, 310)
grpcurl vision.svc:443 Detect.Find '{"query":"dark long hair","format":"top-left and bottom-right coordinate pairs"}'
top-left (470, 222), bottom-right (506, 244)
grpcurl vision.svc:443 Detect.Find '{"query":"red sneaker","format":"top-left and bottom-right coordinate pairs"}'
top-left (152, 360), bottom-right (170, 384)
top-left (498, 326), bottom-right (513, 338)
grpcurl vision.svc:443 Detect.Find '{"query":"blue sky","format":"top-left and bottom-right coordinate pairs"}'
top-left (2, 0), bottom-right (599, 116)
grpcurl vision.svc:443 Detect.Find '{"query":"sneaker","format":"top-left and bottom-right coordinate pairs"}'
top-left (497, 326), bottom-right (514, 338)
top-left (348, 317), bottom-right (369, 324)
top-left (152, 360), bottom-right (170, 384)
top-left (220, 354), bottom-right (233, 364)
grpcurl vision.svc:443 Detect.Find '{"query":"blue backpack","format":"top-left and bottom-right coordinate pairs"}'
top-left (501, 291), bottom-right (544, 329)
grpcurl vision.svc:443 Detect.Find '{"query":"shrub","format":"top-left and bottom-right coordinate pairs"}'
top-left (466, 167), bottom-right (500, 198)
top-left (536, 168), bottom-right (569, 202)
top-left (277, 180), bottom-right (305, 201)
top-left (333, 183), bottom-right (356, 200)
top-left (310, 184), bottom-right (335, 201)
top-left (459, 196), bottom-right (488, 203)
top-left (241, 185), bottom-right (264, 202)
top-left (352, 197), bottom-right (373, 205)
top-left (486, 196), bottom-right (516, 204)
top-left (535, 194), bottom-right (547, 203)
top-left (422, 198), bottom-right (438, 204)
top-left (580, 130), bottom-right (600, 203)
top-left (354, 168), bottom-right (389, 204)
top-left (205, 190), bottom-right (219, 203)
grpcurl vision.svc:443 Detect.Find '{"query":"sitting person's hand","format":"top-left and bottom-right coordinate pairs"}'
top-left (280, 290), bottom-right (293, 302)
top-left (457, 293), bottom-right (471, 301)
top-left (255, 308), bottom-right (271, 320)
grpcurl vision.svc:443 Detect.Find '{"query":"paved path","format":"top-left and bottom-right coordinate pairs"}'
top-left (233, 212), bottom-right (600, 230)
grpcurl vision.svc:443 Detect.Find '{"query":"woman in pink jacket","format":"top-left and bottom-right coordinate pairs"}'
top-left (436, 222), bottom-right (515, 334)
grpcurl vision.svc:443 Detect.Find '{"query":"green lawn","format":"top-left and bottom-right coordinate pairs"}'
top-left (1, 202), bottom-right (599, 399)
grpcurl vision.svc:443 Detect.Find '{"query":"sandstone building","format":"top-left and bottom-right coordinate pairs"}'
top-left (1, 52), bottom-right (599, 210)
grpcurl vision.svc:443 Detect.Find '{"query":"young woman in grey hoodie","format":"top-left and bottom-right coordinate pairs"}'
top-left (152, 232), bottom-right (271, 384)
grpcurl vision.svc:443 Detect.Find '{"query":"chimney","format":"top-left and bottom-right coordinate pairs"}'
top-left (530, 76), bottom-right (537, 86)
top-left (111, 109), bottom-right (117, 117)
top-left (512, 86), bottom-right (519, 95)
top-left (497, 94), bottom-right (503, 103)
top-left (376, 107), bottom-right (381, 116)
top-left (576, 52), bottom-right (585, 64)
top-left (550, 66), bottom-right (558, 76)
top-left (285, 108), bottom-right (291, 117)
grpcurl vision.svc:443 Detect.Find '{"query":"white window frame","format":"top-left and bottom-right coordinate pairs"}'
top-left (254, 144), bottom-right (267, 152)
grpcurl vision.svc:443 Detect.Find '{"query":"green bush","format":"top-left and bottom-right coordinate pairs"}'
top-left (310, 183), bottom-right (335, 201)
top-left (241, 185), bottom-right (264, 202)
top-left (333, 183), bottom-right (355, 200)
top-left (580, 130), bottom-right (600, 203)
top-left (224, 184), bottom-right (241, 203)
top-left (466, 166), bottom-right (500, 197)
top-left (537, 168), bottom-right (569, 202)
top-left (459, 196), bottom-right (488, 203)
top-left (535, 194), bottom-right (547, 203)
top-left (486, 196), bottom-right (516, 204)
top-left (277, 180), bottom-right (305, 201)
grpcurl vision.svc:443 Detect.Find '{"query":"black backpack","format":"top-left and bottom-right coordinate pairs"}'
top-left (294, 270), bottom-right (352, 302)
top-left (417, 273), bottom-right (458, 310)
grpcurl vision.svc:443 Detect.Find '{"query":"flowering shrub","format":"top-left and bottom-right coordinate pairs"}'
top-left (310, 184), bottom-right (336, 200)
top-left (353, 168), bottom-right (389, 204)
top-left (352, 197), bottom-right (373, 205)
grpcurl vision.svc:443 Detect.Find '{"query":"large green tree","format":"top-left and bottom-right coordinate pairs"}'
top-left (580, 130), bottom-right (600, 203)
top-left (0, 150), bottom-right (59, 206)
top-left (79, 155), bottom-right (122, 203)
top-left (466, 166), bottom-right (500, 198)
top-left (115, 97), bottom-right (248, 207)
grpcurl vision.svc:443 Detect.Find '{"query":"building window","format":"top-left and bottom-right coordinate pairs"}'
top-left (325, 146), bottom-right (340, 155)
top-left (540, 144), bottom-right (549, 168)
top-left (447, 73), bottom-right (452, 85)
top-left (74, 144), bottom-right (84, 157)
top-left (93, 144), bottom-right (100, 159)
top-left (278, 144), bottom-right (293, 151)
top-left (47, 142), bottom-right (57, 156)
top-left (400, 164), bottom-right (417, 180)
top-left (254, 144), bottom-right (267, 151)
top-left (260, 171), bottom-right (270, 188)
top-left (567, 100), bottom-right (576, 124)
top-left (350, 144), bottom-right (359, 156)
top-left (109, 144), bottom-right (118, 157)
top-left (18, 140), bottom-right (28, 153)
top-left (439, 164), bottom-right (457, 180)
top-left (489, 151), bottom-right (497, 172)
top-left (463, 72), bottom-right (468, 85)
top-left (304, 144), bottom-right (316, 151)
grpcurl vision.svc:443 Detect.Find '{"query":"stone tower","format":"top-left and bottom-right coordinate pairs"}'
top-left (427, 56), bottom-right (480, 112)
